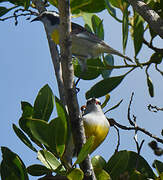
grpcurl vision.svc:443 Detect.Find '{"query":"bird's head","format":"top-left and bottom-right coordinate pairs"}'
top-left (84, 98), bottom-right (102, 113)
top-left (31, 11), bottom-right (60, 28)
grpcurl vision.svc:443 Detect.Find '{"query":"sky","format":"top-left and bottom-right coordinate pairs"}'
top-left (0, 4), bottom-right (163, 179)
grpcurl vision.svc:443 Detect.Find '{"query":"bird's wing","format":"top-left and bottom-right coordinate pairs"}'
top-left (71, 22), bottom-right (103, 44)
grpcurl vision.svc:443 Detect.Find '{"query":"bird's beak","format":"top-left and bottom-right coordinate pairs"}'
top-left (31, 16), bottom-right (41, 22)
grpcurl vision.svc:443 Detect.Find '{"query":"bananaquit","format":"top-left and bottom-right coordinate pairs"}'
top-left (31, 11), bottom-right (132, 72)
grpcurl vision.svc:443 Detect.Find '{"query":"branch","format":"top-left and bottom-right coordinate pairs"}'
top-left (148, 104), bottom-right (163, 112)
top-left (143, 38), bottom-right (163, 54)
top-left (31, 0), bottom-right (66, 105)
top-left (58, 1), bottom-right (96, 179)
top-left (127, 0), bottom-right (163, 38)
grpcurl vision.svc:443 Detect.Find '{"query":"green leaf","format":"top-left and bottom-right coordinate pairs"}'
top-left (33, 84), bottom-right (54, 122)
top-left (27, 164), bottom-right (52, 176)
top-left (55, 97), bottom-right (69, 157)
top-left (92, 155), bottom-right (107, 170)
top-left (21, 101), bottom-right (33, 118)
top-left (71, 0), bottom-right (106, 13)
top-left (122, 6), bottom-right (129, 53)
top-left (74, 58), bottom-right (103, 80)
top-left (105, 99), bottom-right (123, 113)
top-left (74, 136), bottom-right (95, 165)
top-left (82, 12), bottom-right (94, 31)
top-left (19, 117), bottom-right (43, 148)
top-left (26, 118), bottom-right (57, 154)
top-left (12, 124), bottom-right (37, 152)
top-left (133, 12), bottom-right (144, 57)
top-left (24, 0), bottom-right (30, 10)
top-left (153, 160), bottom-right (163, 175)
top-left (101, 94), bottom-right (110, 109)
top-left (107, 0), bottom-right (121, 9)
top-left (150, 52), bottom-right (163, 64)
top-left (101, 55), bottom-right (114, 79)
top-left (86, 75), bottom-right (124, 99)
top-left (67, 168), bottom-right (84, 180)
top-left (2, 0), bottom-right (30, 8)
top-left (105, 150), bottom-right (155, 179)
top-left (91, 14), bottom-right (104, 40)
top-left (37, 150), bottom-right (65, 173)
top-left (0, 6), bottom-right (16, 17)
top-left (47, 0), bottom-right (57, 7)
top-left (0, 147), bottom-right (29, 180)
top-left (130, 169), bottom-right (147, 180)
top-left (147, 75), bottom-right (154, 97)
top-left (95, 169), bottom-right (111, 180)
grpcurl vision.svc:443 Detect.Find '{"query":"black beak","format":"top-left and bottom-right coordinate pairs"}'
top-left (31, 16), bottom-right (41, 23)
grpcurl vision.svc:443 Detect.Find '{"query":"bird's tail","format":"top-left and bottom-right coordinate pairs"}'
top-left (104, 44), bottom-right (133, 62)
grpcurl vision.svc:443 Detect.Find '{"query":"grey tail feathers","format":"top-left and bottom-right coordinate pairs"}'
top-left (104, 45), bottom-right (133, 62)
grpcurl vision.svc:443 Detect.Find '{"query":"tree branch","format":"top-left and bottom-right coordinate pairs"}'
top-left (127, 0), bottom-right (163, 38)
top-left (58, 1), bottom-right (96, 179)
top-left (31, 0), bottom-right (66, 105)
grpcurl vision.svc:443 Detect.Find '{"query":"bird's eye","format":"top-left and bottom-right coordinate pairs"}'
top-left (96, 101), bottom-right (101, 105)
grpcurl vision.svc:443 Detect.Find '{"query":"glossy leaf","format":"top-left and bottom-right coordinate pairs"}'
top-left (2, 0), bottom-right (30, 8)
top-left (55, 97), bottom-right (69, 156)
top-left (82, 12), bottom-right (94, 31)
top-left (92, 155), bottom-right (107, 170)
top-left (95, 169), bottom-right (111, 180)
top-left (133, 13), bottom-right (144, 57)
top-left (91, 15), bottom-right (104, 40)
top-left (147, 75), bottom-right (154, 97)
top-left (47, 0), bottom-right (57, 7)
top-left (12, 124), bottom-right (37, 152)
top-left (37, 150), bottom-right (65, 173)
top-left (101, 55), bottom-right (114, 79)
top-left (105, 0), bottom-right (117, 19)
top-left (0, 6), bottom-right (16, 17)
top-left (153, 160), bottom-right (163, 175)
top-left (122, 6), bottom-right (129, 53)
top-left (74, 58), bottom-right (103, 80)
top-left (105, 150), bottom-right (155, 179)
top-left (67, 168), bottom-right (84, 180)
top-left (130, 170), bottom-right (147, 180)
top-left (150, 52), bottom-right (163, 64)
top-left (101, 94), bottom-right (110, 109)
top-left (74, 136), bottom-right (95, 165)
top-left (27, 164), bottom-right (52, 176)
top-left (77, 0), bottom-right (106, 13)
top-left (86, 75), bottom-right (124, 99)
top-left (108, 0), bottom-right (121, 9)
top-left (0, 147), bottom-right (29, 180)
top-left (33, 84), bottom-right (54, 122)
top-left (19, 117), bottom-right (43, 148)
top-left (105, 99), bottom-right (123, 113)
top-left (21, 101), bottom-right (33, 118)
top-left (26, 118), bottom-right (57, 154)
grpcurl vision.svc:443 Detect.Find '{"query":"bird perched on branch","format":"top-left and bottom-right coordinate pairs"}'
top-left (31, 11), bottom-right (133, 72)
top-left (63, 98), bottom-right (110, 163)
top-left (82, 98), bottom-right (110, 153)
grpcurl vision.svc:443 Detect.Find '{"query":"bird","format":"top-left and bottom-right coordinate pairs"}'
top-left (63, 98), bottom-right (110, 163)
top-left (31, 11), bottom-right (133, 72)
top-left (82, 98), bottom-right (110, 153)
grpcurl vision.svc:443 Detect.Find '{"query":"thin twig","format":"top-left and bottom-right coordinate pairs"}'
top-left (143, 38), bottom-right (163, 54)
top-left (148, 104), bottom-right (163, 112)
top-left (108, 118), bottom-right (163, 144)
top-left (127, 92), bottom-right (135, 126)
top-left (113, 125), bottom-right (120, 153)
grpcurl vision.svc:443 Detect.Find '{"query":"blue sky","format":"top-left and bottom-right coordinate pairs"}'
top-left (0, 6), bottom-right (163, 179)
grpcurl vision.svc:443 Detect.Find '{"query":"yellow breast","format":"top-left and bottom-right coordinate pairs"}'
top-left (83, 120), bottom-right (109, 153)
top-left (51, 29), bottom-right (60, 44)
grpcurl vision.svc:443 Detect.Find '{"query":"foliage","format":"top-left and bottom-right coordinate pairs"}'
top-left (0, 0), bottom-right (163, 179)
